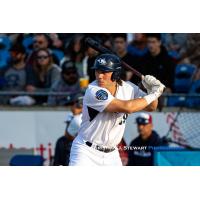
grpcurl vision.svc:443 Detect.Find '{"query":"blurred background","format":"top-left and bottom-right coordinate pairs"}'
top-left (0, 33), bottom-right (200, 166)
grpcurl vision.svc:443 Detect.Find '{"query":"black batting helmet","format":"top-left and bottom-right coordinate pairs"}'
top-left (92, 54), bottom-right (122, 81)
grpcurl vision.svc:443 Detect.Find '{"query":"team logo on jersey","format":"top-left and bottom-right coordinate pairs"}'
top-left (97, 58), bottom-right (107, 65)
top-left (95, 90), bottom-right (108, 100)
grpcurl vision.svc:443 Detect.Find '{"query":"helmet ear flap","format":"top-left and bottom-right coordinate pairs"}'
top-left (111, 70), bottom-right (121, 81)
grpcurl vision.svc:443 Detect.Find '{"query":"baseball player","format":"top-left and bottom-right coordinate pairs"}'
top-left (53, 94), bottom-right (83, 165)
top-left (69, 53), bottom-right (165, 166)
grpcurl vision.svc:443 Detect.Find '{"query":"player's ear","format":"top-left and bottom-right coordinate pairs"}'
top-left (149, 123), bottom-right (153, 129)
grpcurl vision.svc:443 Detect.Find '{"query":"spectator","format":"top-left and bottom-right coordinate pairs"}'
top-left (47, 60), bottom-right (81, 106)
top-left (184, 34), bottom-right (200, 80)
top-left (26, 33), bottom-right (53, 66)
top-left (140, 33), bottom-right (176, 92)
top-left (62, 34), bottom-right (84, 63)
top-left (164, 33), bottom-right (188, 62)
top-left (61, 34), bottom-right (85, 77)
top-left (26, 48), bottom-right (61, 104)
top-left (113, 33), bottom-right (140, 84)
top-left (82, 45), bottom-right (99, 83)
top-left (33, 33), bottom-right (50, 51)
top-left (127, 33), bottom-right (148, 58)
top-left (0, 44), bottom-right (31, 105)
top-left (49, 33), bottom-right (63, 50)
top-left (57, 34), bottom-right (74, 47)
top-left (128, 113), bottom-right (164, 166)
top-left (53, 94), bottom-right (83, 166)
top-left (0, 33), bottom-right (21, 45)
top-left (102, 37), bottom-right (113, 50)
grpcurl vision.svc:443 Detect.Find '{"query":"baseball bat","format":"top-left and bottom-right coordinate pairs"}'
top-left (85, 37), bottom-right (144, 80)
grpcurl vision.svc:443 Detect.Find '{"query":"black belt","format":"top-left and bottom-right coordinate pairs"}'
top-left (85, 141), bottom-right (115, 153)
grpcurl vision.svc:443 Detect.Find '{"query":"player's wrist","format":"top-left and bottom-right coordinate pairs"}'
top-left (143, 93), bottom-right (158, 105)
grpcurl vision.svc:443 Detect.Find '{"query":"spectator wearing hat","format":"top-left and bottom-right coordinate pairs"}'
top-left (127, 113), bottom-right (164, 166)
top-left (47, 60), bottom-right (81, 106)
top-left (26, 48), bottom-right (61, 104)
top-left (0, 44), bottom-right (28, 105)
top-left (53, 94), bottom-right (83, 166)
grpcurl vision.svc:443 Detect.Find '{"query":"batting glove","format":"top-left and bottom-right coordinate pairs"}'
top-left (142, 75), bottom-right (165, 94)
top-left (151, 83), bottom-right (165, 98)
top-left (142, 75), bottom-right (165, 105)
top-left (143, 83), bottom-right (165, 105)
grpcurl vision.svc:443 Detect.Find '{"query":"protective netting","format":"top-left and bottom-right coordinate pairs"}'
top-left (166, 112), bottom-right (200, 149)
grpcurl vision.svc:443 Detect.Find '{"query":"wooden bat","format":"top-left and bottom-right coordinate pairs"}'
top-left (85, 37), bottom-right (144, 80)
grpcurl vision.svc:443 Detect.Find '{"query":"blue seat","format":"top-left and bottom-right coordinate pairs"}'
top-left (168, 50), bottom-right (181, 60)
top-left (189, 79), bottom-right (200, 93)
top-left (52, 49), bottom-right (64, 64)
top-left (0, 50), bottom-right (11, 69)
top-left (0, 77), bottom-right (6, 87)
top-left (0, 36), bottom-right (11, 68)
top-left (9, 155), bottom-right (44, 166)
top-left (22, 36), bottom-right (34, 53)
top-left (174, 64), bottom-right (196, 93)
top-left (0, 36), bottom-right (11, 51)
top-left (127, 44), bottom-right (148, 57)
top-left (186, 80), bottom-right (200, 108)
top-left (167, 96), bottom-right (187, 107)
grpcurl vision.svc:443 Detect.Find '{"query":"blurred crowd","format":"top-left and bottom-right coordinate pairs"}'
top-left (0, 33), bottom-right (199, 106)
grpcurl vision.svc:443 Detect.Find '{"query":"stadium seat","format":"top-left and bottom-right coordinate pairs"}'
top-left (189, 79), bottom-right (200, 93)
top-left (168, 50), bottom-right (181, 60)
top-left (22, 36), bottom-right (34, 53)
top-left (52, 49), bottom-right (65, 64)
top-left (167, 96), bottom-right (187, 107)
top-left (186, 80), bottom-right (200, 108)
top-left (9, 155), bottom-right (44, 166)
top-left (0, 77), bottom-right (6, 88)
top-left (0, 50), bottom-right (10, 69)
top-left (0, 36), bottom-right (11, 50)
top-left (127, 45), bottom-right (148, 57)
top-left (174, 64), bottom-right (196, 93)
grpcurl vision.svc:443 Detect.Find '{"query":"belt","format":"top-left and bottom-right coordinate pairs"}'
top-left (85, 141), bottom-right (115, 153)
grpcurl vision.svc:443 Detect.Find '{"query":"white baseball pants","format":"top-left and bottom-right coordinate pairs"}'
top-left (69, 135), bottom-right (122, 166)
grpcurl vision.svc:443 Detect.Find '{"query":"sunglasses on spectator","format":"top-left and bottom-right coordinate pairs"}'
top-left (64, 70), bottom-right (77, 75)
top-left (34, 40), bottom-right (44, 44)
top-left (37, 55), bottom-right (49, 60)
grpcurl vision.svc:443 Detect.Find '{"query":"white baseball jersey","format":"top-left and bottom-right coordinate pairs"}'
top-left (78, 80), bottom-right (146, 148)
top-left (65, 112), bottom-right (82, 137)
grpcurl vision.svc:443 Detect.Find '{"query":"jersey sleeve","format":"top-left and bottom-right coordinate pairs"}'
top-left (67, 115), bottom-right (82, 137)
top-left (84, 86), bottom-right (115, 112)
